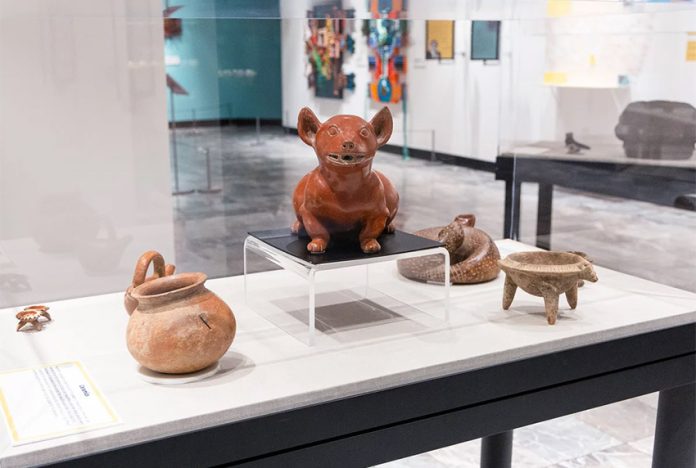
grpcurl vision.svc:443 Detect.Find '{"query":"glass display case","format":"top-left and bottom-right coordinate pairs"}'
top-left (0, 1), bottom-right (695, 466)
top-left (498, 1), bottom-right (696, 293)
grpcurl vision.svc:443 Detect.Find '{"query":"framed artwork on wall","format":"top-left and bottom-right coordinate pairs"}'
top-left (365, 0), bottom-right (407, 104)
top-left (425, 20), bottom-right (454, 60)
top-left (471, 20), bottom-right (500, 61)
top-left (305, 2), bottom-right (355, 100)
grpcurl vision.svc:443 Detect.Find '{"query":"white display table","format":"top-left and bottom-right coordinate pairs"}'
top-left (0, 240), bottom-right (695, 467)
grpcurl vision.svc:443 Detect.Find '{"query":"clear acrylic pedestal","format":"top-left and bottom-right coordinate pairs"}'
top-left (243, 230), bottom-right (450, 346)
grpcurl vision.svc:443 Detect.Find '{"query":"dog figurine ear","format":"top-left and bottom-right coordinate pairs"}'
top-left (370, 107), bottom-right (393, 148)
top-left (298, 107), bottom-right (321, 147)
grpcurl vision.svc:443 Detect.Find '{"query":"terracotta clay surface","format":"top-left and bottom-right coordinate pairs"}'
top-left (124, 250), bottom-right (175, 315)
top-left (397, 214), bottom-right (501, 284)
top-left (567, 251), bottom-right (591, 287)
top-left (499, 251), bottom-right (598, 325)
top-left (292, 107), bottom-right (399, 254)
top-left (127, 272), bottom-right (236, 374)
top-left (16, 305), bottom-right (51, 332)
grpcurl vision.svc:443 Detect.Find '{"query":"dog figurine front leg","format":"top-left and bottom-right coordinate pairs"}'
top-left (291, 218), bottom-right (304, 235)
top-left (300, 208), bottom-right (330, 254)
top-left (359, 213), bottom-right (388, 253)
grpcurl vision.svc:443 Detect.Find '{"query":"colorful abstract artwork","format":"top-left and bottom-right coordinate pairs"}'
top-left (306, 3), bottom-right (356, 99)
top-left (365, 0), bottom-right (407, 103)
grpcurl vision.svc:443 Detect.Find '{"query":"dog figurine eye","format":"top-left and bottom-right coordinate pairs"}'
top-left (360, 127), bottom-right (369, 137)
top-left (328, 126), bottom-right (339, 136)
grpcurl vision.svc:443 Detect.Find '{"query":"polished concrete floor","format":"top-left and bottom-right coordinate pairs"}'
top-left (172, 125), bottom-right (696, 291)
top-left (171, 125), bottom-right (695, 467)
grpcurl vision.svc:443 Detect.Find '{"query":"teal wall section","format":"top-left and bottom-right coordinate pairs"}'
top-left (164, 0), bottom-right (281, 121)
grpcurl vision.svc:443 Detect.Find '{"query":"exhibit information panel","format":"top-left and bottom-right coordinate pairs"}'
top-left (0, 362), bottom-right (119, 446)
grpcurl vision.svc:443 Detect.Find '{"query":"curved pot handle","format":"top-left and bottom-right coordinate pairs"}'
top-left (131, 251), bottom-right (167, 288)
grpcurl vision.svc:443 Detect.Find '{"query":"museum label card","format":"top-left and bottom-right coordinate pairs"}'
top-left (0, 361), bottom-right (119, 445)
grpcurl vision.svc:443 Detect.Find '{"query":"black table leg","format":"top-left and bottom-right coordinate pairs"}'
top-left (481, 431), bottom-right (513, 468)
top-left (652, 383), bottom-right (696, 468)
top-left (536, 184), bottom-right (553, 250)
top-left (503, 181), bottom-right (521, 240)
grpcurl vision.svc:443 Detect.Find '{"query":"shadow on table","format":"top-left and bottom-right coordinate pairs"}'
top-left (272, 290), bottom-right (430, 344)
top-left (171, 352), bottom-right (255, 388)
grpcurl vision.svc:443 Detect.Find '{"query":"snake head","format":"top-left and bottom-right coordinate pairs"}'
top-left (438, 221), bottom-right (465, 253)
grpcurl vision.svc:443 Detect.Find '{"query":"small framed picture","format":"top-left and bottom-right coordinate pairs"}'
top-left (471, 20), bottom-right (501, 61)
top-left (426, 20), bottom-right (455, 60)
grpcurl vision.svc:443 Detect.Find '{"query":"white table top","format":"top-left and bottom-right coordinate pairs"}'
top-left (1, 240), bottom-right (695, 467)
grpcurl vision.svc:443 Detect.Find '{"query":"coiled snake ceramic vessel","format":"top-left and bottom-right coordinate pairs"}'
top-left (397, 214), bottom-right (501, 284)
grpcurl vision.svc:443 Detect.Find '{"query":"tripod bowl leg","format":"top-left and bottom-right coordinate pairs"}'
top-left (502, 275), bottom-right (517, 310)
top-left (544, 294), bottom-right (560, 325)
top-left (566, 285), bottom-right (578, 309)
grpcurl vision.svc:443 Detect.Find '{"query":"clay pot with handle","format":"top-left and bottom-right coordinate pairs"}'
top-left (124, 251), bottom-right (176, 315)
top-left (126, 272), bottom-right (236, 374)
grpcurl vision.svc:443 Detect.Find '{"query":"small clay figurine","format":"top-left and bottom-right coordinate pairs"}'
top-left (565, 132), bottom-right (591, 154)
top-left (16, 305), bottom-right (51, 331)
top-left (397, 214), bottom-right (500, 284)
top-left (292, 107), bottom-right (399, 254)
top-left (499, 251), bottom-right (598, 325)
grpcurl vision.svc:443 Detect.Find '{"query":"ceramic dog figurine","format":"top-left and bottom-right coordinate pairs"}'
top-left (292, 107), bottom-right (399, 254)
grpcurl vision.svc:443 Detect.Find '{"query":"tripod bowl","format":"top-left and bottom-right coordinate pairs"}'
top-left (498, 251), bottom-right (597, 324)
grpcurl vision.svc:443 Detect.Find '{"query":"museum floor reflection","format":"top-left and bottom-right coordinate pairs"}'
top-left (171, 125), bottom-right (696, 292)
